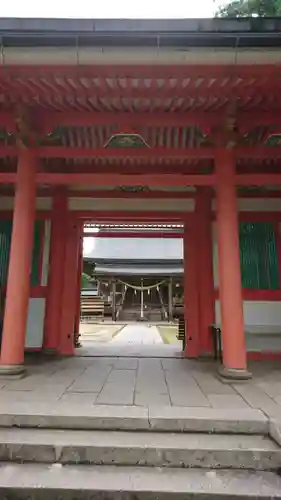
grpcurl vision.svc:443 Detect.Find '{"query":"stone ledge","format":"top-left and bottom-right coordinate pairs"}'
top-left (0, 404), bottom-right (149, 431)
top-left (148, 406), bottom-right (269, 434)
top-left (0, 463), bottom-right (280, 499)
top-left (0, 428), bottom-right (279, 470)
top-left (269, 419), bottom-right (281, 447)
top-left (0, 403), bottom-right (269, 434)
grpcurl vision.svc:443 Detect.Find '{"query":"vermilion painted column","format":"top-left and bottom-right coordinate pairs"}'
top-left (183, 220), bottom-right (200, 358)
top-left (43, 189), bottom-right (67, 352)
top-left (216, 150), bottom-right (250, 379)
top-left (74, 224), bottom-right (83, 347)
top-left (59, 218), bottom-right (80, 356)
top-left (0, 149), bottom-right (37, 375)
top-left (196, 188), bottom-right (215, 355)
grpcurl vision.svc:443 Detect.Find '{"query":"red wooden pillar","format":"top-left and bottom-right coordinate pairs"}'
top-left (183, 220), bottom-right (200, 358)
top-left (59, 218), bottom-right (81, 356)
top-left (74, 223), bottom-right (83, 347)
top-left (0, 149), bottom-right (37, 375)
top-left (43, 189), bottom-right (67, 352)
top-left (196, 188), bottom-right (215, 355)
top-left (216, 150), bottom-right (250, 379)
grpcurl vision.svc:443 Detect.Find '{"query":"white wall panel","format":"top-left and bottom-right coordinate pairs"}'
top-left (68, 197), bottom-right (195, 212)
top-left (215, 300), bottom-right (281, 352)
top-left (212, 198), bottom-right (281, 212)
top-left (25, 298), bottom-right (45, 349)
top-left (0, 197), bottom-right (52, 210)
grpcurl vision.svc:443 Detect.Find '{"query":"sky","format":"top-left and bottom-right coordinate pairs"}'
top-left (0, 0), bottom-right (221, 19)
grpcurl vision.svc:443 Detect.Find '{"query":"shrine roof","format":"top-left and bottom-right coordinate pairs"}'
top-left (83, 237), bottom-right (183, 261)
top-left (0, 17), bottom-right (281, 184)
top-left (93, 264), bottom-right (183, 276)
top-left (0, 17), bottom-right (281, 48)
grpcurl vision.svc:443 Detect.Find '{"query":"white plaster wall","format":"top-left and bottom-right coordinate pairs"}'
top-left (25, 220), bottom-right (50, 349)
top-left (25, 298), bottom-right (45, 349)
top-left (68, 197), bottom-right (195, 212)
top-left (4, 46), bottom-right (281, 66)
top-left (237, 199), bottom-right (281, 212)
top-left (0, 197), bottom-right (52, 210)
top-left (215, 300), bottom-right (281, 352)
top-left (212, 197), bottom-right (281, 213)
top-left (213, 220), bottom-right (281, 351)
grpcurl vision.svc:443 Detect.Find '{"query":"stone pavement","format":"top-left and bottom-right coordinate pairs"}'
top-left (0, 356), bottom-right (281, 416)
top-left (77, 343), bottom-right (180, 357)
top-left (79, 324), bottom-right (124, 343)
top-left (110, 325), bottom-right (163, 344)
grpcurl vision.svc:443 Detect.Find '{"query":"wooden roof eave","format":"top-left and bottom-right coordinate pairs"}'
top-left (1, 17), bottom-right (281, 49)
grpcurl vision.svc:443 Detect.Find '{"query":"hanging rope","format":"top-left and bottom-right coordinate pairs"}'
top-left (116, 279), bottom-right (167, 291)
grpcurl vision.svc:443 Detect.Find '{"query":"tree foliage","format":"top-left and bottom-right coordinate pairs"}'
top-left (216, 0), bottom-right (281, 17)
top-left (81, 272), bottom-right (91, 289)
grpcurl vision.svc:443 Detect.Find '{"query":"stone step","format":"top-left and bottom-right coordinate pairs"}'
top-left (0, 404), bottom-right (269, 435)
top-left (0, 463), bottom-right (280, 499)
top-left (0, 428), bottom-right (280, 470)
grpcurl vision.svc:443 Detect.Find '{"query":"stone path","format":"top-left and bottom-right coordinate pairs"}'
top-left (110, 325), bottom-right (163, 345)
top-left (79, 324), bottom-right (123, 343)
top-left (0, 357), bottom-right (281, 416)
top-left (77, 343), bottom-right (180, 357)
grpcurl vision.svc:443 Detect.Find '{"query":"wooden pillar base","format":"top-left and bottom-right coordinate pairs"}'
top-left (218, 365), bottom-right (252, 382)
top-left (0, 364), bottom-right (25, 379)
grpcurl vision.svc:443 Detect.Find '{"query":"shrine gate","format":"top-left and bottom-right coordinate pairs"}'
top-left (0, 18), bottom-right (281, 380)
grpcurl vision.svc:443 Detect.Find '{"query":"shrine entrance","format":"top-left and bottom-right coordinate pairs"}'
top-left (1, 18), bottom-right (281, 379)
top-left (79, 221), bottom-right (185, 353)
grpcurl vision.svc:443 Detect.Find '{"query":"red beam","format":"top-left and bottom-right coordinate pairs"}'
top-left (38, 147), bottom-right (214, 159)
top-left (0, 173), bottom-right (17, 183)
top-left (2, 186), bottom-right (281, 199)
top-left (2, 146), bottom-right (281, 161)
top-left (42, 111), bottom-right (221, 129)
top-left (2, 64), bottom-right (280, 78)
top-left (36, 173), bottom-right (215, 186)
top-left (0, 111), bottom-right (15, 129)
top-left (43, 111), bottom-right (281, 131)
top-left (0, 186), bottom-right (196, 198)
top-left (1, 110), bottom-right (281, 131)
top-left (1, 171), bottom-right (281, 188)
top-left (1, 72), bottom-right (279, 101)
top-left (235, 147), bottom-right (281, 159)
top-left (236, 174), bottom-right (281, 186)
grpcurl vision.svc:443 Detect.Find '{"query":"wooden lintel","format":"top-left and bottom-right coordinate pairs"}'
top-left (2, 145), bottom-right (281, 160)
top-left (0, 171), bottom-right (281, 187)
top-left (0, 110), bottom-right (281, 131)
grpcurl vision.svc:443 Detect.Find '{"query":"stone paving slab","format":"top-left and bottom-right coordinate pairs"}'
top-left (110, 325), bottom-right (163, 345)
top-left (0, 357), bottom-right (281, 417)
top-left (207, 394), bottom-right (250, 409)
